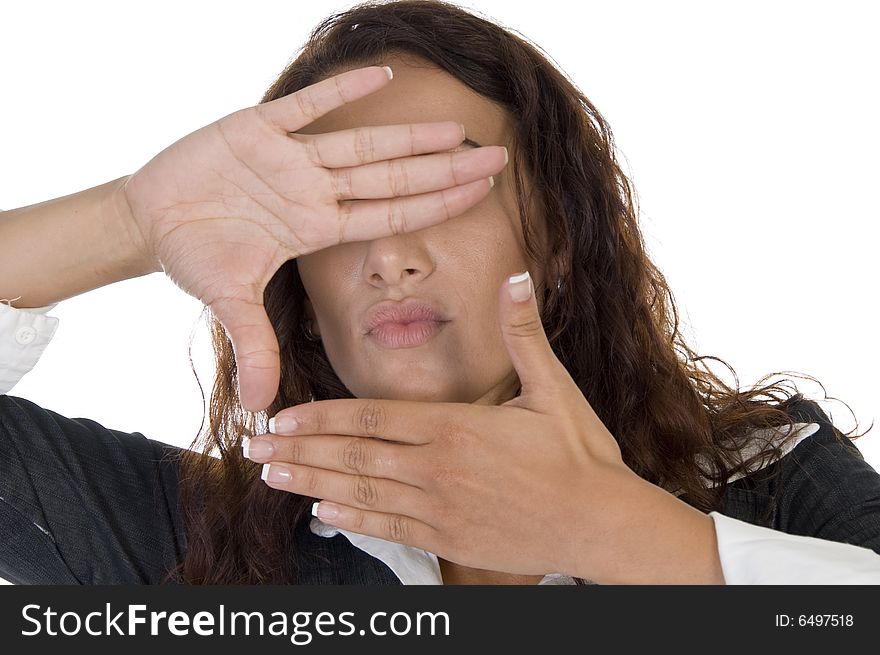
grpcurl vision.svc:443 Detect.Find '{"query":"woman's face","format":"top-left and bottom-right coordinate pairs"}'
top-left (295, 55), bottom-right (550, 405)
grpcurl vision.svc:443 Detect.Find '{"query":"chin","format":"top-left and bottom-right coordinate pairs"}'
top-left (347, 378), bottom-right (463, 403)
top-left (379, 386), bottom-right (455, 403)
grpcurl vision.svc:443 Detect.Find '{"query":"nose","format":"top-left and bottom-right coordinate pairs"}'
top-left (361, 234), bottom-right (434, 290)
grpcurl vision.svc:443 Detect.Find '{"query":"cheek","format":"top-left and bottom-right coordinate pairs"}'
top-left (297, 238), bottom-right (363, 280)
top-left (449, 271), bottom-right (510, 362)
top-left (297, 250), bottom-right (361, 314)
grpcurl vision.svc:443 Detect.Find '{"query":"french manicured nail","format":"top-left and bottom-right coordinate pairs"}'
top-left (269, 415), bottom-right (299, 434)
top-left (383, 66), bottom-right (393, 80)
top-left (503, 146), bottom-right (509, 165)
top-left (261, 463), bottom-right (291, 484)
top-left (312, 501), bottom-right (339, 521)
top-left (488, 175), bottom-right (495, 188)
top-left (508, 270), bottom-right (532, 302)
top-left (242, 438), bottom-right (274, 460)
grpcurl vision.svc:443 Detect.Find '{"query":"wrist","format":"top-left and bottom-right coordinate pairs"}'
top-left (562, 467), bottom-right (726, 584)
top-left (105, 174), bottom-right (161, 276)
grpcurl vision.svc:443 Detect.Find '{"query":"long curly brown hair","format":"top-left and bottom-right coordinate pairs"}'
top-left (165, 0), bottom-right (868, 584)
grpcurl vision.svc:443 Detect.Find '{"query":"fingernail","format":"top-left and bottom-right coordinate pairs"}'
top-left (269, 415), bottom-right (299, 434)
top-left (312, 501), bottom-right (339, 521)
top-left (261, 463), bottom-right (291, 484)
top-left (503, 146), bottom-right (509, 165)
top-left (488, 175), bottom-right (495, 188)
top-left (508, 270), bottom-right (532, 302)
top-left (383, 66), bottom-right (393, 80)
top-left (243, 438), bottom-right (274, 460)
top-left (460, 123), bottom-right (466, 140)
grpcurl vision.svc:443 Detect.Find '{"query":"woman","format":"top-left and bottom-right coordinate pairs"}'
top-left (2, 0), bottom-right (879, 585)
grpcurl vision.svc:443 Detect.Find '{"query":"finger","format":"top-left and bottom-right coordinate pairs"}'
top-left (270, 398), bottom-right (477, 444)
top-left (330, 145), bottom-right (507, 201)
top-left (244, 434), bottom-right (425, 487)
top-left (310, 500), bottom-right (439, 550)
top-left (260, 461), bottom-right (430, 519)
top-left (211, 296), bottom-right (280, 412)
top-left (257, 65), bottom-right (393, 134)
top-left (336, 177), bottom-right (493, 244)
top-left (302, 121), bottom-right (466, 168)
top-left (499, 270), bottom-right (573, 406)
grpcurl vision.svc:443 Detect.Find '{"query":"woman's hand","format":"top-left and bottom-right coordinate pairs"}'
top-left (119, 65), bottom-right (507, 412)
top-left (244, 270), bottom-right (724, 583)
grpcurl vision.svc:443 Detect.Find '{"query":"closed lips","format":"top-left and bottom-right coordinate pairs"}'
top-left (363, 300), bottom-right (448, 334)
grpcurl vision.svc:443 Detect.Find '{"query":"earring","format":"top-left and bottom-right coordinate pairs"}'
top-left (304, 322), bottom-right (320, 341)
top-left (541, 278), bottom-right (564, 294)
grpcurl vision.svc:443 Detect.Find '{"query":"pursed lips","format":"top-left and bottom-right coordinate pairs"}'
top-left (363, 299), bottom-right (451, 349)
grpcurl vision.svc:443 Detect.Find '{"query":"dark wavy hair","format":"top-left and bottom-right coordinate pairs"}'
top-left (165, 0), bottom-right (868, 584)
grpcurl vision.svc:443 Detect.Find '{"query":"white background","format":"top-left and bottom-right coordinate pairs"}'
top-left (1, 0), bottom-right (878, 584)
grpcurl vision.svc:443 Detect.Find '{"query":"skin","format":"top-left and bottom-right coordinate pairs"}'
top-left (295, 54), bottom-right (556, 584)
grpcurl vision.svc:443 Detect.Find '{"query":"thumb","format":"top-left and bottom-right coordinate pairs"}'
top-left (499, 270), bottom-right (567, 405)
top-left (211, 296), bottom-right (280, 413)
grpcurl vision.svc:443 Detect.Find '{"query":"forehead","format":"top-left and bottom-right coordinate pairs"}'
top-left (296, 53), bottom-right (512, 148)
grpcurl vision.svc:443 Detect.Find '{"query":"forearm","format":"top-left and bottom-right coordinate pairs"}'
top-left (0, 175), bottom-right (159, 308)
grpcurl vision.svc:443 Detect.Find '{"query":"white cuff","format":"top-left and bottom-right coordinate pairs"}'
top-left (710, 511), bottom-right (880, 584)
top-left (0, 302), bottom-right (59, 394)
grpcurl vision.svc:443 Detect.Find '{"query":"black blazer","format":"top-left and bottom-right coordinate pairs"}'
top-left (0, 394), bottom-right (877, 584)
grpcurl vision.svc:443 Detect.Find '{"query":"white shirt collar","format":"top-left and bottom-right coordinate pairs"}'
top-left (309, 517), bottom-right (578, 584)
top-left (309, 421), bottom-right (820, 584)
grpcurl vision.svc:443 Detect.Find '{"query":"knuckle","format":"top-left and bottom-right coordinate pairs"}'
top-left (337, 199), bottom-right (354, 242)
top-left (333, 75), bottom-right (350, 104)
top-left (352, 474), bottom-right (379, 507)
top-left (303, 136), bottom-right (323, 166)
top-left (505, 318), bottom-right (544, 339)
top-left (386, 200), bottom-right (400, 236)
top-left (408, 124), bottom-right (416, 156)
top-left (353, 127), bottom-right (372, 165)
top-left (303, 468), bottom-right (321, 494)
top-left (385, 515), bottom-right (410, 543)
top-left (342, 438), bottom-right (369, 473)
top-left (367, 129), bottom-right (376, 162)
top-left (287, 437), bottom-right (305, 464)
top-left (295, 90), bottom-right (320, 123)
top-left (394, 200), bottom-right (410, 235)
top-left (448, 152), bottom-right (462, 185)
top-left (352, 508), bottom-right (368, 531)
top-left (388, 159), bottom-right (411, 197)
top-left (439, 188), bottom-right (452, 221)
top-left (356, 401), bottom-right (386, 437)
top-left (310, 407), bottom-right (328, 436)
top-left (402, 203), bottom-right (412, 233)
top-left (332, 168), bottom-right (353, 200)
